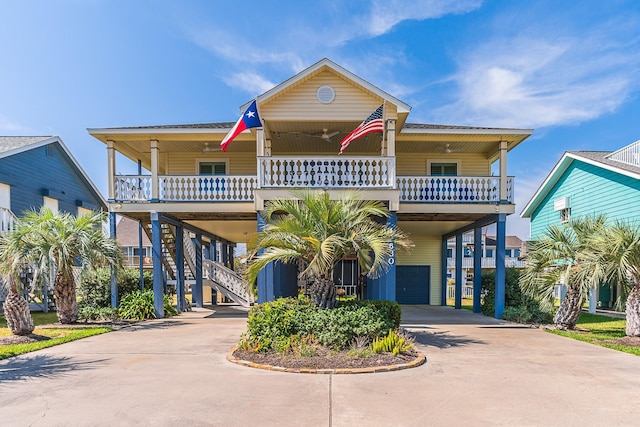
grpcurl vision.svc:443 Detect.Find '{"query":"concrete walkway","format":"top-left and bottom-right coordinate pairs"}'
top-left (1, 305), bottom-right (640, 426)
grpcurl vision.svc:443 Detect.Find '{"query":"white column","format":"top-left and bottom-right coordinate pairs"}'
top-left (499, 140), bottom-right (508, 202)
top-left (256, 129), bottom-right (265, 156)
top-left (386, 119), bottom-right (396, 157)
top-left (150, 139), bottom-right (159, 200)
top-left (107, 140), bottom-right (116, 200)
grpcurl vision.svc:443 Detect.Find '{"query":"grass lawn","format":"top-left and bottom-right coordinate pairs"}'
top-left (548, 312), bottom-right (640, 356)
top-left (1, 311), bottom-right (112, 360)
top-left (446, 298), bottom-right (474, 311)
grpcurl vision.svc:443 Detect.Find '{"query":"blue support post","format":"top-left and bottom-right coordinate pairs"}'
top-left (495, 214), bottom-right (507, 319)
top-left (109, 212), bottom-right (118, 309)
top-left (221, 241), bottom-right (229, 267)
top-left (211, 239), bottom-right (218, 262)
top-left (455, 233), bottom-right (463, 309)
top-left (384, 212), bottom-right (397, 301)
top-left (137, 160), bottom-right (144, 291)
top-left (229, 245), bottom-right (235, 270)
top-left (175, 225), bottom-right (185, 312)
top-left (194, 233), bottom-right (203, 308)
top-left (473, 227), bottom-right (483, 313)
top-left (256, 213), bottom-right (274, 302)
top-left (441, 238), bottom-right (448, 306)
top-left (150, 212), bottom-right (164, 318)
top-left (138, 220), bottom-right (144, 290)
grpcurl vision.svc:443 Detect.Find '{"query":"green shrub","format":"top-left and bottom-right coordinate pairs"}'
top-left (244, 297), bottom-right (402, 352)
top-left (481, 268), bottom-right (554, 324)
top-left (372, 329), bottom-right (414, 356)
top-left (118, 289), bottom-right (178, 320)
top-left (78, 306), bottom-right (119, 322)
top-left (78, 267), bottom-right (153, 310)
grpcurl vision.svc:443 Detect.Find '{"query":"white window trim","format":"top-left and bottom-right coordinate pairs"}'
top-left (560, 208), bottom-right (571, 224)
top-left (43, 196), bottom-right (58, 213)
top-left (427, 159), bottom-right (461, 176)
top-left (195, 158), bottom-right (229, 175)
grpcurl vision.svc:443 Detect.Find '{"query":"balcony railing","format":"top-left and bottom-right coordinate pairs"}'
top-left (258, 156), bottom-right (395, 188)
top-left (111, 162), bottom-right (513, 205)
top-left (397, 176), bottom-right (513, 203)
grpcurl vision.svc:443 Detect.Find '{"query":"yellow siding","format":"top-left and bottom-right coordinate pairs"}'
top-left (396, 153), bottom-right (491, 176)
top-left (261, 71), bottom-right (391, 121)
top-left (396, 231), bottom-right (442, 305)
top-left (166, 153), bottom-right (257, 175)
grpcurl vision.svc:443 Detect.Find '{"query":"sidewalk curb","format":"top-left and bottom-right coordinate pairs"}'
top-left (226, 346), bottom-right (426, 374)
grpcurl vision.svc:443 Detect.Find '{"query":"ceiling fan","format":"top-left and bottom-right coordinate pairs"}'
top-left (203, 142), bottom-right (221, 152)
top-left (442, 143), bottom-right (463, 154)
top-left (309, 128), bottom-right (340, 142)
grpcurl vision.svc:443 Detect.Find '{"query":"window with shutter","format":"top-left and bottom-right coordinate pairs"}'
top-left (430, 163), bottom-right (458, 176)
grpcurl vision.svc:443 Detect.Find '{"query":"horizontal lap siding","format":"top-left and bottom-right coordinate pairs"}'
top-left (396, 231), bottom-right (441, 305)
top-left (261, 71), bottom-right (387, 121)
top-left (396, 153), bottom-right (490, 176)
top-left (531, 160), bottom-right (640, 239)
top-left (167, 152), bottom-right (257, 175)
top-left (0, 143), bottom-right (103, 216)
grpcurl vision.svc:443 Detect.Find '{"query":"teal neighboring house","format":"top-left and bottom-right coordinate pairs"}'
top-left (521, 139), bottom-right (640, 310)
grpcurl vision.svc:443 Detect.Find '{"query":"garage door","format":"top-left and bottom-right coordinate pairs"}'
top-left (396, 265), bottom-right (430, 304)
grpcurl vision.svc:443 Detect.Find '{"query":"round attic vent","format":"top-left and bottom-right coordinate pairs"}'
top-left (316, 85), bottom-right (335, 104)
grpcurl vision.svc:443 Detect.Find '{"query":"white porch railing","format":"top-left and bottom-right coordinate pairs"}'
top-left (447, 285), bottom-right (474, 299)
top-left (114, 175), bottom-right (152, 201)
top-left (113, 175), bottom-right (257, 202)
top-left (447, 257), bottom-right (526, 269)
top-left (0, 207), bottom-right (16, 236)
top-left (397, 176), bottom-right (513, 203)
top-left (258, 156), bottom-right (395, 188)
top-left (204, 260), bottom-right (254, 307)
top-left (161, 175), bottom-right (257, 201)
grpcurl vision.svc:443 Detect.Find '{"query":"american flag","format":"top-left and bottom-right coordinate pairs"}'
top-left (339, 104), bottom-right (384, 154)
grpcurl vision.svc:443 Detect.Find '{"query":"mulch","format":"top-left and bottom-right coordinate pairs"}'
top-left (232, 347), bottom-right (418, 370)
top-left (604, 336), bottom-right (640, 347)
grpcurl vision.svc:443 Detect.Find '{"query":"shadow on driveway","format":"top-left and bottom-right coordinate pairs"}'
top-left (0, 354), bottom-right (105, 383)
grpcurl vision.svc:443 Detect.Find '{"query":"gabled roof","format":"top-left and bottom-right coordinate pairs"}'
top-left (116, 216), bottom-right (151, 246)
top-left (0, 136), bottom-right (54, 157)
top-left (241, 58), bottom-right (412, 114)
top-left (0, 136), bottom-right (107, 209)
top-left (521, 149), bottom-right (640, 218)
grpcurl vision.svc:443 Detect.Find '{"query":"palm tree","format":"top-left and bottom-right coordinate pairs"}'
top-left (595, 221), bottom-right (640, 336)
top-left (520, 215), bottom-right (607, 329)
top-left (246, 190), bottom-right (413, 308)
top-left (1, 208), bottom-right (122, 324)
top-left (0, 270), bottom-right (35, 335)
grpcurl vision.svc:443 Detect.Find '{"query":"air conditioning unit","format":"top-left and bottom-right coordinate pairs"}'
top-left (553, 197), bottom-right (571, 211)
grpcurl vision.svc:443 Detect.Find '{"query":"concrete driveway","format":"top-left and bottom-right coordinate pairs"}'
top-left (1, 305), bottom-right (639, 426)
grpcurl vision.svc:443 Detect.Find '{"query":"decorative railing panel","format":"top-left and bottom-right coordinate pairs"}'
top-left (258, 156), bottom-right (395, 188)
top-left (114, 175), bottom-right (152, 201)
top-left (397, 176), bottom-right (513, 203)
top-left (161, 175), bottom-right (257, 202)
top-left (0, 207), bottom-right (16, 236)
top-left (204, 260), bottom-right (254, 306)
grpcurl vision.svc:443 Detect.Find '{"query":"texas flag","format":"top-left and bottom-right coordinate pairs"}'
top-left (220, 100), bottom-right (262, 152)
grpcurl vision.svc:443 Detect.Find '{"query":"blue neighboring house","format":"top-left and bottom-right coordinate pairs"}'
top-left (0, 136), bottom-right (106, 304)
top-left (521, 139), bottom-right (640, 311)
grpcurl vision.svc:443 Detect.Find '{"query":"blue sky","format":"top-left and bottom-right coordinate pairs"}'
top-left (1, 0), bottom-right (640, 239)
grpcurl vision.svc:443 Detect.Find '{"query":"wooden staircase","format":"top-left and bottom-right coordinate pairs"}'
top-left (140, 219), bottom-right (253, 307)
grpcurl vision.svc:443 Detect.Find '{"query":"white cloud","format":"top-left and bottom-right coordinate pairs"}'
top-left (367, 0), bottom-right (482, 36)
top-left (223, 72), bottom-right (276, 95)
top-left (0, 114), bottom-right (32, 133)
top-left (437, 18), bottom-right (640, 128)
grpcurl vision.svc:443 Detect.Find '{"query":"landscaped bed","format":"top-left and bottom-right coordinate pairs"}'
top-left (232, 297), bottom-right (424, 372)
